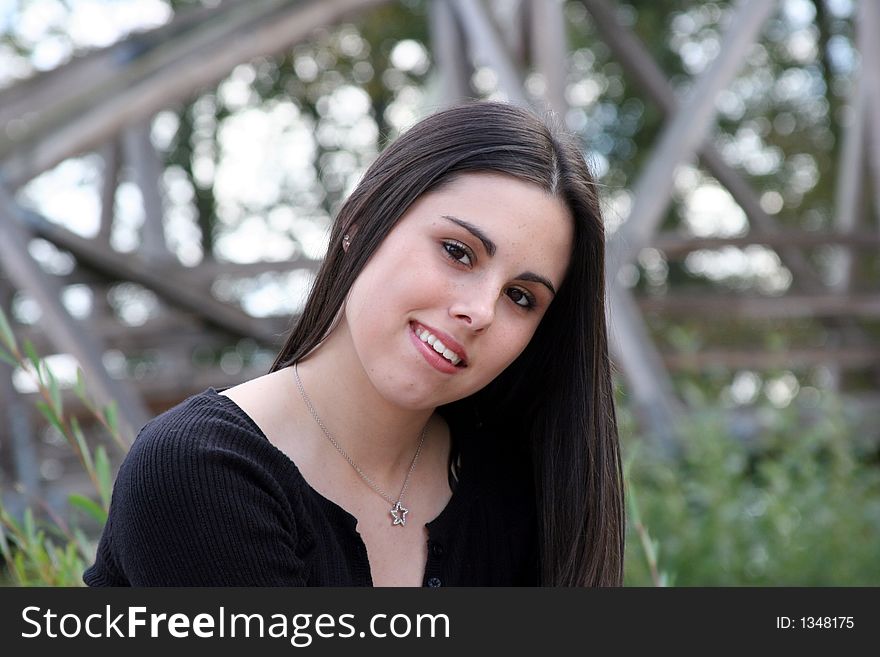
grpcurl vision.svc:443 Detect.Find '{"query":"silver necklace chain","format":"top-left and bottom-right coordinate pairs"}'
top-left (293, 362), bottom-right (427, 527)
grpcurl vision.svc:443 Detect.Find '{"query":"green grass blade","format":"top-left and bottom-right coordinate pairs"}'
top-left (74, 368), bottom-right (90, 406)
top-left (23, 340), bottom-right (42, 384)
top-left (67, 494), bottom-right (107, 525)
top-left (0, 350), bottom-right (19, 368)
top-left (0, 515), bottom-right (13, 564)
top-left (70, 417), bottom-right (96, 479)
top-left (45, 365), bottom-right (63, 417)
top-left (94, 446), bottom-right (112, 512)
top-left (23, 508), bottom-right (36, 547)
top-left (0, 305), bottom-right (17, 352)
top-left (103, 401), bottom-right (119, 435)
top-left (35, 400), bottom-right (66, 437)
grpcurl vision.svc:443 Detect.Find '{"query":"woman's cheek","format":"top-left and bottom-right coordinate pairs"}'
top-left (504, 324), bottom-right (539, 366)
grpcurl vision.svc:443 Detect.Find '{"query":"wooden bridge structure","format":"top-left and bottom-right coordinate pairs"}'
top-left (1, 0), bottom-right (878, 507)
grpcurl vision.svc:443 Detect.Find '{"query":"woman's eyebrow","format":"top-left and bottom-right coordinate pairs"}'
top-left (441, 214), bottom-right (556, 296)
top-left (517, 272), bottom-right (556, 297)
top-left (441, 215), bottom-right (496, 256)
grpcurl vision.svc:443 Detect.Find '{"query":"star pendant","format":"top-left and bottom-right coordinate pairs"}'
top-left (390, 500), bottom-right (409, 527)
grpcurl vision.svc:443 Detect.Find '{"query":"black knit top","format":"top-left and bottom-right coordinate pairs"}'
top-left (83, 389), bottom-right (538, 587)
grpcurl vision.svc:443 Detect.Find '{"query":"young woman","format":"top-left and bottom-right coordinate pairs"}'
top-left (84, 101), bottom-right (624, 587)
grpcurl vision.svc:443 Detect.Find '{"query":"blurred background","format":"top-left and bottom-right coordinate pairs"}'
top-left (0, 0), bottom-right (878, 585)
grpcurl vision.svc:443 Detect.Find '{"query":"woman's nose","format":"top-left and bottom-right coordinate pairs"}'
top-left (449, 282), bottom-right (497, 333)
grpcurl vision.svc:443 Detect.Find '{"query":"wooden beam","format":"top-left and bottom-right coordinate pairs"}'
top-left (529, 0), bottom-right (568, 116)
top-left (17, 311), bottom-right (291, 355)
top-left (0, 3), bottom-right (218, 128)
top-left (860, 0), bottom-right (880, 232)
top-left (15, 365), bottom-right (268, 420)
top-left (580, 0), bottom-right (829, 295)
top-left (605, 0), bottom-right (776, 277)
top-left (56, 259), bottom-right (319, 288)
top-left (662, 346), bottom-right (880, 371)
top-left (1, 0), bottom-right (392, 188)
top-left (831, 52), bottom-right (867, 294)
top-left (582, 0), bottom-right (875, 394)
top-left (17, 208), bottom-right (290, 345)
top-left (451, 0), bottom-right (531, 107)
top-left (653, 230), bottom-right (880, 257)
top-left (637, 293), bottom-right (880, 319)
top-left (427, 0), bottom-right (472, 106)
top-left (827, 61), bottom-right (867, 391)
top-left (0, 281), bottom-right (41, 509)
top-left (608, 281), bottom-right (683, 450)
top-left (97, 139), bottom-right (121, 246)
top-left (121, 120), bottom-right (173, 261)
top-left (0, 186), bottom-right (151, 439)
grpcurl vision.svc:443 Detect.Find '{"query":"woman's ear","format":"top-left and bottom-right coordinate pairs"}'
top-left (341, 223), bottom-right (359, 252)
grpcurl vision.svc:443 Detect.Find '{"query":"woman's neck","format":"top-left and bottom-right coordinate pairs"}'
top-left (291, 328), bottom-right (435, 482)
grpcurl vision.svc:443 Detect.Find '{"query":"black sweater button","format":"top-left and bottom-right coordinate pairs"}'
top-left (427, 577), bottom-right (442, 587)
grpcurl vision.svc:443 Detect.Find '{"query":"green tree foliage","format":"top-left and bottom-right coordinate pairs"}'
top-left (0, 307), bottom-right (121, 586)
top-left (623, 397), bottom-right (880, 585)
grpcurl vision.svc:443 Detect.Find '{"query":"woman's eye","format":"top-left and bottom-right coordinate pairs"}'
top-left (443, 241), bottom-right (472, 266)
top-left (507, 287), bottom-right (535, 309)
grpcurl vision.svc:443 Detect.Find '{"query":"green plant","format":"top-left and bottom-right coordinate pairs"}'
top-left (622, 398), bottom-right (880, 586)
top-left (0, 306), bottom-right (129, 586)
top-left (624, 448), bottom-right (674, 587)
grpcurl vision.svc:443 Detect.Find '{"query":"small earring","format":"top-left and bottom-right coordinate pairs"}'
top-left (342, 234), bottom-right (351, 250)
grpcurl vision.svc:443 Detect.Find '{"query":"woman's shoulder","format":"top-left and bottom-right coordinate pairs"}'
top-left (91, 388), bottom-right (313, 586)
top-left (131, 388), bottom-right (269, 453)
top-left (138, 387), bottom-right (260, 439)
top-left (109, 387), bottom-right (311, 545)
top-left (120, 387), bottom-right (297, 489)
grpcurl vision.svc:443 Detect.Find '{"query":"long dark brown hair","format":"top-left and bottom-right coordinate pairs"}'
top-left (271, 101), bottom-right (624, 586)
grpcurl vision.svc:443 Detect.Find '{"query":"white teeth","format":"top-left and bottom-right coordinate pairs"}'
top-left (414, 325), bottom-right (463, 366)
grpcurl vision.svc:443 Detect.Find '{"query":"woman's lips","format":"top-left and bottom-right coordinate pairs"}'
top-left (409, 323), bottom-right (466, 374)
top-left (410, 321), bottom-right (468, 364)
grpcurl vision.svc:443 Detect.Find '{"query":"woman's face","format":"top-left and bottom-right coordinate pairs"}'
top-left (340, 171), bottom-right (574, 410)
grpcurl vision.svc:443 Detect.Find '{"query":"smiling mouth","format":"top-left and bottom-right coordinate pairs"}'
top-left (411, 324), bottom-right (467, 367)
